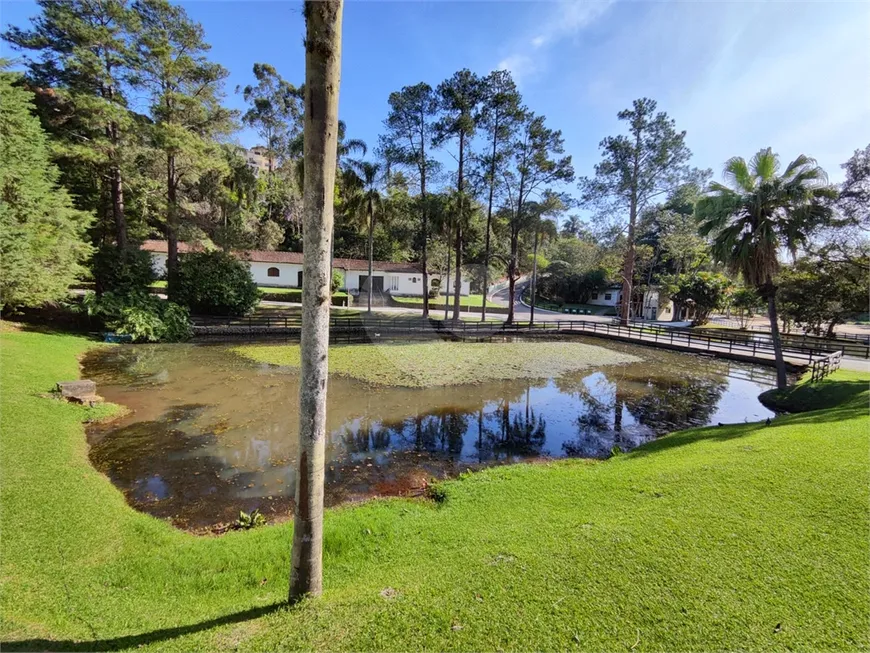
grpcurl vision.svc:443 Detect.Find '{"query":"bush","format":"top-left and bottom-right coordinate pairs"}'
top-left (172, 251), bottom-right (259, 316)
top-left (332, 270), bottom-right (344, 292)
top-left (91, 245), bottom-right (156, 295)
top-left (83, 291), bottom-right (191, 342)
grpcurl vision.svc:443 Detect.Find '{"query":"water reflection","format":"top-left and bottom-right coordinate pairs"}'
top-left (82, 341), bottom-right (776, 529)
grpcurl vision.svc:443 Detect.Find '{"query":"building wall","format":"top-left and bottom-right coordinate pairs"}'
top-left (588, 287), bottom-right (622, 306)
top-left (249, 261), bottom-right (303, 287)
top-left (641, 289), bottom-right (674, 321)
top-left (146, 252), bottom-right (470, 295)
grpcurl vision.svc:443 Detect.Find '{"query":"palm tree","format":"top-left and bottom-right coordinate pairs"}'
top-left (697, 148), bottom-right (834, 388)
top-left (290, 0), bottom-right (343, 602)
top-left (344, 161), bottom-right (382, 313)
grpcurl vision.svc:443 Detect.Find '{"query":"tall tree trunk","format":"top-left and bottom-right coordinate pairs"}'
top-left (444, 230), bottom-right (452, 321)
top-left (765, 285), bottom-right (788, 389)
top-left (366, 201), bottom-right (374, 314)
top-left (166, 154), bottom-right (178, 296)
top-left (529, 231), bottom-right (539, 326)
top-left (420, 118), bottom-right (429, 318)
top-left (452, 133), bottom-right (465, 322)
top-left (290, 0), bottom-right (343, 603)
top-left (452, 222), bottom-right (462, 322)
top-left (620, 217), bottom-right (636, 326)
top-left (506, 229), bottom-right (518, 324)
top-left (620, 130), bottom-right (642, 326)
top-left (109, 124), bottom-right (126, 249)
top-left (671, 300), bottom-right (682, 322)
top-left (482, 113), bottom-right (499, 322)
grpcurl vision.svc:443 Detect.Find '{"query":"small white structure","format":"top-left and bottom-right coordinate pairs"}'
top-left (639, 288), bottom-right (674, 321)
top-left (141, 240), bottom-right (469, 297)
top-left (588, 285), bottom-right (622, 307)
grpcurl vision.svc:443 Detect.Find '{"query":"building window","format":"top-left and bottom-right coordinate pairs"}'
top-left (591, 292), bottom-right (598, 299)
top-left (604, 293), bottom-right (612, 301)
top-left (411, 277), bottom-right (417, 284)
top-left (267, 267), bottom-right (280, 277)
top-left (389, 275), bottom-right (400, 291)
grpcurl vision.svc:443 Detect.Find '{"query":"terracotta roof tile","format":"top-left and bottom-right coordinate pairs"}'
top-left (140, 240), bottom-right (422, 274)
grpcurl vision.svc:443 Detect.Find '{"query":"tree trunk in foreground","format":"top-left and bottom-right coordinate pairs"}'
top-left (765, 288), bottom-right (788, 389)
top-left (290, 0), bottom-right (343, 603)
top-left (529, 231), bottom-right (539, 326)
top-left (366, 202), bottom-right (374, 314)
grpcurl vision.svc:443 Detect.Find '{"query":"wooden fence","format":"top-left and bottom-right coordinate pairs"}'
top-left (809, 351), bottom-right (842, 382)
top-left (192, 314), bottom-right (839, 366)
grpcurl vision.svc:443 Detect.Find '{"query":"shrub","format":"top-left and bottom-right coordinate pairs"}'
top-left (91, 245), bottom-right (156, 295)
top-left (332, 269), bottom-right (344, 293)
top-left (83, 291), bottom-right (191, 342)
top-left (173, 251), bottom-right (259, 316)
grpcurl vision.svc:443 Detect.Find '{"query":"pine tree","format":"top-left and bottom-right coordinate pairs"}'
top-left (4, 0), bottom-right (137, 249)
top-left (1, 68), bottom-right (92, 309)
top-left (131, 0), bottom-right (234, 293)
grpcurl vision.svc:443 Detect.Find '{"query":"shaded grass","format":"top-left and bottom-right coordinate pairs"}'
top-left (233, 340), bottom-right (640, 387)
top-left (760, 368), bottom-right (870, 413)
top-left (1, 331), bottom-right (868, 651)
top-left (392, 294), bottom-right (500, 308)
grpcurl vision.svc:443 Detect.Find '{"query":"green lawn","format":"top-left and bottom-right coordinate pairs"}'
top-left (392, 294), bottom-right (502, 309)
top-left (148, 281), bottom-right (347, 299)
top-left (2, 328), bottom-right (868, 651)
top-left (234, 341), bottom-right (639, 387)
top-left (522, 291), bottom-right (616, 316)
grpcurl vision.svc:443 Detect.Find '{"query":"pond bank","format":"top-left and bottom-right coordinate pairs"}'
top-left (2, 329), bottom-right (867, 651)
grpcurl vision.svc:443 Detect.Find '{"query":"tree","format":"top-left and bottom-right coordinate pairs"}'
top-left (239, 63), bottom-right (301, 173)
top-left (382, 83), bottom-right (439, 317)
top-left (660, 272), bottom-right (731, 326)
top-left (0, 68), bottom-right (93, 309)
top-left (697, 148), bottom-right (835, 388)
top-left (502, 111), bottom-right (574, 323)
top-left (4, 0), bottom-right (136, 249)
top-left (815, 144), bottom-right (870, 268)
top-left (778, 257), bottom-right (869, 337)
top-left (731, 286), bottom-right (764, 329)
top-left (434, 69), bottom-right (483, 321)
top-left (344, 161), bottom-right (382, 313)
top-left (579, 98), bottom-right (701, 324)
top-left (560, 214), bottom-right (584, 238)
top-left (132, 0), bottom-right (233, 294)
top-left (290, 0), bottom-right (342, 602)
top-left (478, 69), bottom-right (522, 321)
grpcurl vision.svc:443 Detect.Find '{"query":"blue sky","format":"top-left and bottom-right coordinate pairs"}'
top-left (3, 0), bottom-right (869, 191)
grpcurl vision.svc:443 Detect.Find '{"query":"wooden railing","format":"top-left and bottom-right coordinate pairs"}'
top-left (192, 314), bottom-right (838, 365)
top-left (809, 351), bottom-right (842, 382)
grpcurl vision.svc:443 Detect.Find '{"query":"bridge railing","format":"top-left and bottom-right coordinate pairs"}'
top-left (192, 314), bottom-right (836, 364)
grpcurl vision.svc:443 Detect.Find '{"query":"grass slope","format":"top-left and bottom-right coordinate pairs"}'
top-left (234, 341), bottom-right (640, 387)
top-left (1, 329), bottom-right (868, 651)
top-left (392, 295), bottom-right (500, 309)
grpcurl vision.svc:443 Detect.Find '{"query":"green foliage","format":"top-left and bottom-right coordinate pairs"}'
top-left (0, 68), bottom-right (93, 309)
top-left (234, 508), bottom-right (266, 530)
top-left (537, 265), bottom-right (608, 305)
top-left (730, 286), bottom-right (764, 328)
top-left (778, 257), bottom-right (869, 337)
top-left (173, 250), bottom-right (259, 316)
top-left (697, 148), bottom-right (836, 292)
top-left (84, 291), bottom-right (191, 342)
top-left (332, 269), bottom-right (344, 292)
top-left (3, 0), bottom-right (137, 246)
top-left (91, 244), bottom-right (156, 295)
top-left (661, 272), bottom-right (731, 325)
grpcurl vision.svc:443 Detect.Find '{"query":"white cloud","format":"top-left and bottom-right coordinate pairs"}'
top-left (496, 0), bottom-right (614, 85)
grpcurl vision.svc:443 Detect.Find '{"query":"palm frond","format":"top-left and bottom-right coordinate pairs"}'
top-left (723, 157), bottom-right (753, 192)
top-left (751, 148), bottom-right (779, 182)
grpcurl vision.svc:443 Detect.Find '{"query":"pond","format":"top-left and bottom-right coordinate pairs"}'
top-left (82, 339), bottom-right (777, 530)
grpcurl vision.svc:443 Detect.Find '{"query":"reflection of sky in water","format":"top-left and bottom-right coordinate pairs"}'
top-left (84, 341), bottom-right (777, 528)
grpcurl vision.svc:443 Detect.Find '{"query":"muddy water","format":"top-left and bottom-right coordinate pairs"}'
top-left (82, 340), bottom-right (776, 529)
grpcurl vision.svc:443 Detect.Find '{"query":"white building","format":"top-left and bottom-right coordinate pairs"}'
top-left (141, 240), bottom-right (469, 297)
top-left (588, 285), bottom-right (622, 307)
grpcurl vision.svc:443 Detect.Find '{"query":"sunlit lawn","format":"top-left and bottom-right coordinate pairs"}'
top-left (2, 328), bottom-right (867, 651)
